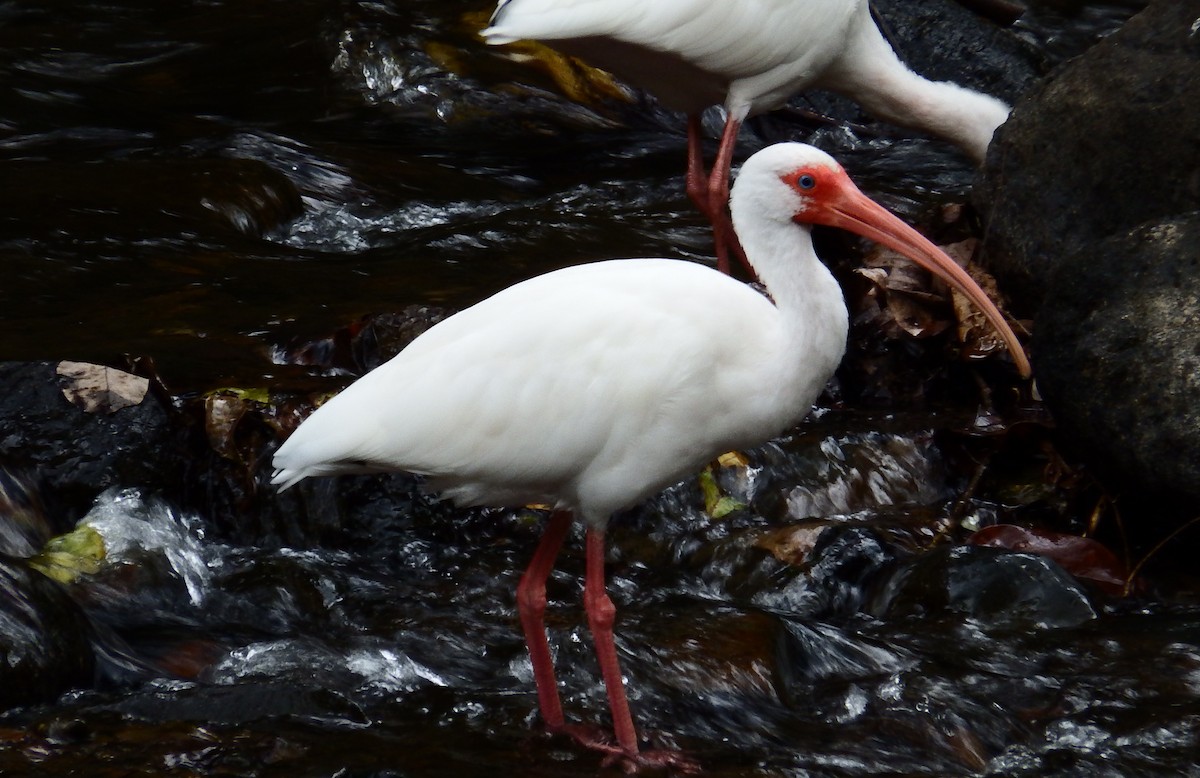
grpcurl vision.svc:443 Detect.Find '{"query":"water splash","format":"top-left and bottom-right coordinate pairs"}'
top-left (785, 431), bottom-right (950, 520)
top-left (82, 488), bottom-right (218, 607)
top-left (209, 636), bottom-right (448, 695)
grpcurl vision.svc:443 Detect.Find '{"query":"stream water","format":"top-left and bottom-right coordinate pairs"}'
top-left (5, 1), bottom-right (1196, 776)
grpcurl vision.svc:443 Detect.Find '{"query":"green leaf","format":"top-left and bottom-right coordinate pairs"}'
top-left (28, 525), bottom-right (107, 585)
top-left (698, 468), bottom-right (745, 520)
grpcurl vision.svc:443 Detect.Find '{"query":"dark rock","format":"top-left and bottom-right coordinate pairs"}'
top-left (873, 0), bottom-right (1042, 104)
top-left (870, 544), bottom-right (1097, 630)
top-left (753, 526), bottom-right (903, 619)
top-left (978, 0), bottom-right (1200, 316)
top-left (0, 468), bottom-right (53, 558)
top-left (0, 362), bottom-right (185, 521)
top-left (975, 0), bottom-right (1200, 513)
top-left (0, 555), bottom-right (95, 709)
top-left (1033, 214), bottom-right (1200, 509)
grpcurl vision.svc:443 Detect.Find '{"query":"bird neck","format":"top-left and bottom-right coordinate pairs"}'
top-left (827, 12), bottom-right (1010, 163)
top-left (736, 213), bottom-right (849, 371)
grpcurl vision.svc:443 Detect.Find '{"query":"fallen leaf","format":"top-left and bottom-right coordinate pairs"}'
top-left (204, 390), bottom-right (272, 463)
top-left (468, 10), bottom-right (633, 106)
top-left (968, 524), bottom-right (1133, 595)
top-left (698, 467), bottom-right (745, 519)
top-left (28, 524), bottom-right (106, 585)
top-left (755, 524), bottom-right (829, 565)
top-left (717, 451), bottom-right (749, 468)
top-left (57, 361), bottom-right (149, 414)
top-left (857, 247), bottom-right (953, 338)
top-left (941, 240), bottom-right (1010, 359)
top-left (206, 393), bottom-right (245, 461)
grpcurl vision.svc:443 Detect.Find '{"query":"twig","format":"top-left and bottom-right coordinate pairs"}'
top-left (1123, 514), bottom-right (1200, 597)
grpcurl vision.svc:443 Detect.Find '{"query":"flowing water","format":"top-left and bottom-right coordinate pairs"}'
top-left (5, 1), bottom-right (1194, 776)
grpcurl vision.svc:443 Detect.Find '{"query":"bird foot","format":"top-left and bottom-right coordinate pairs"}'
top-left (549, 723), bottom-right (700, 775)
top-left (600, 747), bottom-right (701, 775)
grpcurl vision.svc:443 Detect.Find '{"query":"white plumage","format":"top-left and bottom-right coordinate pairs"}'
top-left (272, 143), bottom-right (1029, 770)
top-left (272, 257), bottom-right (838, 520)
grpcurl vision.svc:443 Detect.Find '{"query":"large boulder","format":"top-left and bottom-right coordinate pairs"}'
top-left (974, 0), bottom-right (1200, 514)
top-left (978, 0), bottom-right (1200, 316)
top-left (1033, 214), bottom-right (1200, 509)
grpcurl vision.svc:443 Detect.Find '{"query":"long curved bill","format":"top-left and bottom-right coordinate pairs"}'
top-left (810, 173), bottom-right (1031, 378)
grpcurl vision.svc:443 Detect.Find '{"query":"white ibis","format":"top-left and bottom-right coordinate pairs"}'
top-left (482, 0), bottom-right (1012, 272)
top-left (272, 143), bottom-right (1030, 772)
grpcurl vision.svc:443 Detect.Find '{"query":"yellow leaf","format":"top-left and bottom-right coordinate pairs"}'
top-left (698, 467), bottom-right (745, 519)
top-left (28, 525), bottom-right (106, 584)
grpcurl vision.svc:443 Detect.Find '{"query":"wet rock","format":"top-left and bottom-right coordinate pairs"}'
top-left (870, 544), bottom-right (1097, 630)
top-left (752, 525), bottom-right (904, 619)
top-left (0, 556), bottom-right (95, 709)
top-left (873, 0), bottom-right (1041, 104)
top-left (975, 0), bottom-right (1200, 515)
top-left (278, 306), bottom-right (453, 376)
top-left (774, 619), bottom-right (908, 709)
top-left (0, 362), bottom-right (185, 520)
top-left (0, 468), bottom-right (53, 558)
top-left (978, 0), bottom-right (1200, 316)
top-left (1033, 215), bottom-right (1200, 511)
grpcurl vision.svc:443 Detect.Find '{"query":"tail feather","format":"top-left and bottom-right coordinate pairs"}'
top-left (271, 466), bottom-right (309, 492)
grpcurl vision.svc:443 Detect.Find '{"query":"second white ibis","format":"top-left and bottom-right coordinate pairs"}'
top-left (483, 0), bottom-right (1012, 271)
top-left (272, 142), bottom-right (1030, 771)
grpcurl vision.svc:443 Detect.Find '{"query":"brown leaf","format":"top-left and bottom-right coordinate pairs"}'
top-left (205, 392), bottom-right (249, 462)
top-left (856, 249), bottom-right (951, 338)
top-left (968, 524), bottom-right (1133, 595)
top-left (57, 361), bottom-right (149, 414)
top-left (942, 239), bottom-right (1010, 359)
top-left (886, 290), bottom-right (951, 338)
top-left (755, 524), bottom-right (830, 566)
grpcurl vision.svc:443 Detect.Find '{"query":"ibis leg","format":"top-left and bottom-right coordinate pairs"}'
top-left (708, 115), bottom-right (751, 276)
top-left (583, 527), bottom-right (640, 756)
top-left (516, 509), bottom-right (573, 729)
top-left (685, 114), bottom-right (713, 221)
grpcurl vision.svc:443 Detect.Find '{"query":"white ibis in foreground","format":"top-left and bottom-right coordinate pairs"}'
top-left (272, 143), bottom-right (1030, 772)
top-left (482, 0), bottom-right (1012, 272)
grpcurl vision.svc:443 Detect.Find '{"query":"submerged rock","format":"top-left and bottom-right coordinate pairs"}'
top-left (870, 544), bottom-right (1097, 631)
top-left (1, 158), bottom-right (303, 242)
top-left (0, 555), bottom-right (95, 709)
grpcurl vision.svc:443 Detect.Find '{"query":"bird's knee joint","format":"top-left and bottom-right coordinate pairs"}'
top-left (516, 580), bottom-right (548, 617)
top-left (584, 588), bottom-right (617, 631)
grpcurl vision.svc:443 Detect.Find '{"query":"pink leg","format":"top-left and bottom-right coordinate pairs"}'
top-left (583, 527), bottom-right (640, 755)
top-left (708, 115), bottom-right (753, 276)
top-left (516, 509), bottom-right (573, 729)
top-left (685, 114), bottom-right (713, 220)
top-left (582, 528), bottom-right (701, 774)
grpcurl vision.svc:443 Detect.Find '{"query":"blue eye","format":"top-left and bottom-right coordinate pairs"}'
top-left (797, 173), bottom-right (816, 189)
